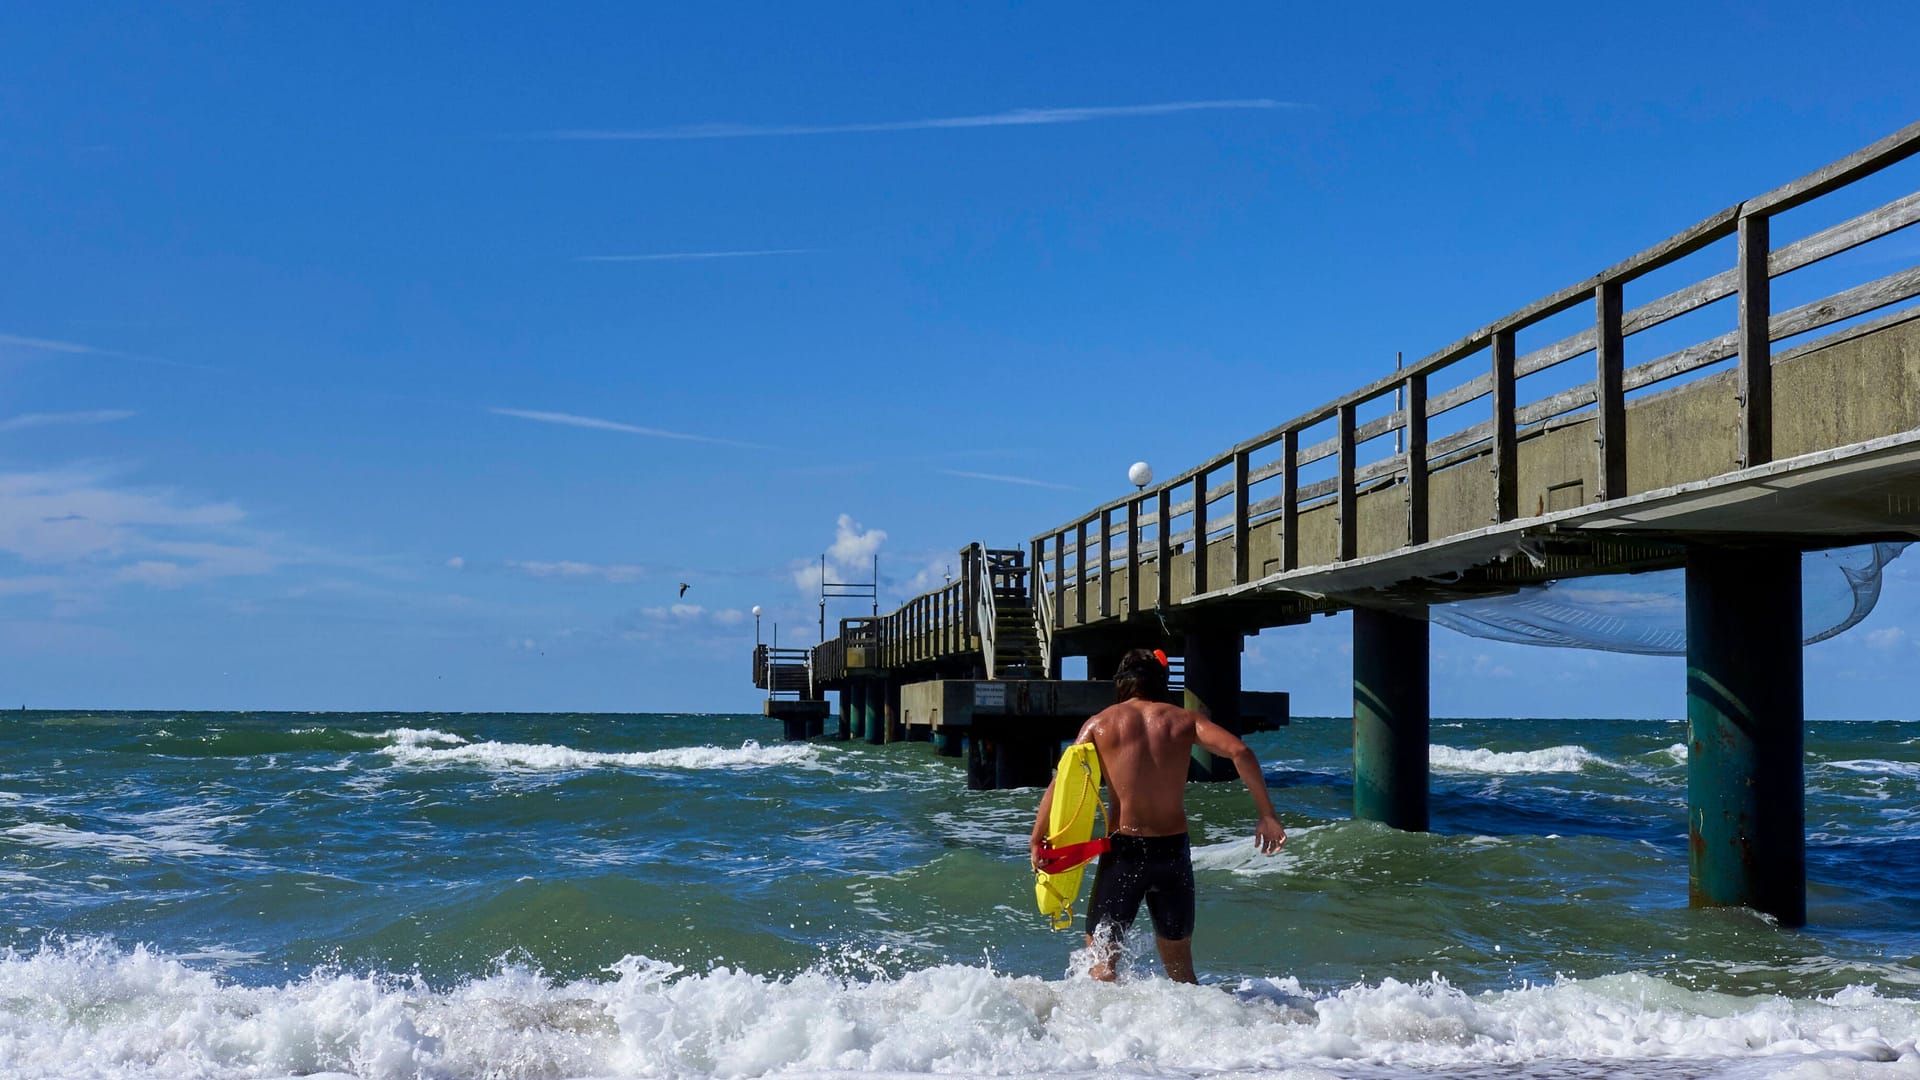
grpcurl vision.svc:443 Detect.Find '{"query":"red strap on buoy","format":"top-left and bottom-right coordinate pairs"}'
top-left (1035, 837), bottom-right (1111, 874)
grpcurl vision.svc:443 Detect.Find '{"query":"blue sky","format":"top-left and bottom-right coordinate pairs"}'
top-left (4, 3), bottom-right (1919, 716)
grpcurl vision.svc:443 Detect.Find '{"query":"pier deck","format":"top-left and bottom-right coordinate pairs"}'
top-left (752, 121), bottom-right (1920, 926)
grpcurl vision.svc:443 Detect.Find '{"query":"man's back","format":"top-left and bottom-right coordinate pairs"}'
top-left (1087, 699), bottom-right (1200, 837)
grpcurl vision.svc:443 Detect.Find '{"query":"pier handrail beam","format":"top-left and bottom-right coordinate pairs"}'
top-left (972, 542), bottom-right (1001, 677)
top-left (1033, 120), bottom-right (1920, 609)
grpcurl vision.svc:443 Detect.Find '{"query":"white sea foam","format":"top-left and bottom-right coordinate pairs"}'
top-left (381, 737), bottom-right (829, 774)
top-left (1430, 743), bottom-right (1611, 774)
top-left (7, 940), bottom-right (1914, 1080)
top-left (2, 821), bottom-right (239, 862)
top-left (1823, 759), bottom-right (1920, 781)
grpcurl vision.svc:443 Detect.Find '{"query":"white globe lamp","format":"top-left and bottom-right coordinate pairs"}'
top-left (1128, 461), bottom-right (1154, 491)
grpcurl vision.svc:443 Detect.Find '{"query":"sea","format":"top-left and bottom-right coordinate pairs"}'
top-left (2, 710), bottom-right (1917, 1080)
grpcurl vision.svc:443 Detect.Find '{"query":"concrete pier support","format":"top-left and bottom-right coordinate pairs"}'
top-left (1686, 546), bottom-right (1805, 926)
top-left (965, 737), bottom-right (992, 790)
top-left (884, 680), bottom-right (904, 743)
top-left (935, 730), bottom-right (963, 757)
top-left (995, 739), bottom-right (1056, 789)
top-left (1183, 629), bottom-right (1243, 781)
top-left (1352, 607), bottom-right (1430, 831)
top-left (1086, 650), bottom-right (1125, 682)
top-left (862, 681), bottom-right (885, 746)
top-left (845, 686), bottom-right (865, 741)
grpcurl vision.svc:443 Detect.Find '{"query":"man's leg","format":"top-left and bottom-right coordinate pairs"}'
top-left (1155, 936), bottom-right (1196, 984)
top-left (1085, 929), bottom-right (1120, 981)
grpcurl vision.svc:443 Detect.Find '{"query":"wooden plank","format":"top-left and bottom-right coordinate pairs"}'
top-left (1427, 370), bottom-right (1493, 418)
top-left (1596, 279), bottom-right (1626, 500)
top-left (1156, 487), bottom-right (1172, 609)
top-left (1738, 213), bottom-right (1772, 468)
top-left (1191, 472), bottom-right (1208, 595)
top-left (1404, 372), bottom-right (1428, 546)
top-left (1296, 409), bottom-right (1405, 469)
top-left (1281, 428), bottom-right (1299, 571)
top-left (1492, 328), bottom-right (1517, 521)
top-left (1337, 403), bottom-right (1357, 560)
top-left (1233, 449), bottom-right (1250, 584)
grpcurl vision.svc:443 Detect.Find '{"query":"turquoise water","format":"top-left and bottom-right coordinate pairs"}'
top-left (2, 710), bottom-right (1917, 1078)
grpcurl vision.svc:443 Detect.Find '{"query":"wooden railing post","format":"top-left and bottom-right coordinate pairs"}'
top-left (1075, 519), bottom-right (1088, 626)
top-left (1405, 373), bottom-right (1428, 546)
top-left (1596, 280), bottom-right (1627, 500)
top-left (1281, 429), bottom-right (1299, 571)
top-left (1098, 507), bottom-right (1113, 619)
top-left (1492, 328), bottom-right (1518, 521)
top-left (1155, 487), bottom-right (1172, 609)
top-left (1738, 212), bottom-right (1773, 468)
top-left (1052, 531), bottom-right (1067, 630)
top-left (1030, 537), bottom-right (1044, 640)
top-left (1233, 448), bottom-right (1250, 584)
top-left (1125, 497), bottom-right (1140, 617)
top-left (1337, 403), bottom-right (1357, 560)
top-left (1191, 472), bottom-right (1208, 595)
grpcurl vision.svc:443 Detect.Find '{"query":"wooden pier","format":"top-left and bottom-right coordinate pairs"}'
top-left (754, 121), bottom-right (1920, 926)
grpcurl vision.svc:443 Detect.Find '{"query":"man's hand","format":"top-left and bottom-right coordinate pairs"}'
top-left (1029, 836), bottom-right (1045, 871)
top-left (1254, 815), bottom-right (1287, 856)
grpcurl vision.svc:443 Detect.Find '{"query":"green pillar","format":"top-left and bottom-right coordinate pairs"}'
top-left (845, 686), bottom-right (864, 740)
top-left (1352, 607), bottom-right (1429, 830)
top-left (1686, 546), bottom-right (1804, 926)
top-left (1183, 629), bottom-right (1242, 782)
top-left (862, 681), bottom-right (885, 745)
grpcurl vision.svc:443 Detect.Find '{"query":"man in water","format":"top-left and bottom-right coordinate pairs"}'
top-left (1029, 647), bottom-right (1286, 982)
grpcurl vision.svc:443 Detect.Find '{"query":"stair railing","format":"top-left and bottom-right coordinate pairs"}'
top-left (972, 542), bottom-right (1000, 678)
top-left (1033, 554), bottom-right (1055, 675)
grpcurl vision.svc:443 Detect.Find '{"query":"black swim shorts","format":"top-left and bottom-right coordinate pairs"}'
top-left (1084, 832), bottom-right (1195, 941)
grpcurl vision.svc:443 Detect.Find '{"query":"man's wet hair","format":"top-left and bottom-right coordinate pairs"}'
top-left (1113, 647), bottom-right (1168, 703)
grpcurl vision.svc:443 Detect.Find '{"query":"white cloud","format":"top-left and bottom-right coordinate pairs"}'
top-left (670, 603), bottom-right (704, 618)
top-left (490, 407), bottom-right (767, 450)
top-left (0, 410), bottom-right (136, 434)
top-left (0, 332), bottom-right (206, 371)
top-left (1866, 626), bottom-right (1908, 651)
top-left (445, 556), bottom-right (465, 570)
top-left (0, 466), bottom-right (245, 564)
top-left (713, 608), bottom-right (746, 626)
top-left (507, 559), bottom-right (646, 584)
top-left (576, 249), bottom-right (812, 263)
top-left (795, 513), bottom-right (887, 594)
top-left (549, 99), bottom-right (1298, 141)
top-left (941, 468), bottom-right (1076, 491)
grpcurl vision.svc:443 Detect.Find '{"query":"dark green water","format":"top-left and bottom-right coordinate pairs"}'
top-left (1, 710), bottom-right (1916, 1078)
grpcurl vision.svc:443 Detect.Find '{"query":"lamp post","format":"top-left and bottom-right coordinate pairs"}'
top-left (752, 605), bottom-right (763, 646)
top-left (1129, 461), bottom-right (1153, 491)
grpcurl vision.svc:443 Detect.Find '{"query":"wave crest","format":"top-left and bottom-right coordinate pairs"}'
top-left (5, 940), bottom-right (1915, 1079)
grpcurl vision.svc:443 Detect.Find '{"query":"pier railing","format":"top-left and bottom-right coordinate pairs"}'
top-left (1033, 121), bottom-right (1920, 629)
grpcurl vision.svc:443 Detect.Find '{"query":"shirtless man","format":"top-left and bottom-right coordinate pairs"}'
top-left (1029, 647), bottom-right (1286, 983)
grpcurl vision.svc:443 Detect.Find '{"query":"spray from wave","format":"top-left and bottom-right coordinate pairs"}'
top-left (4, 939), bottom-right (1915, 1080)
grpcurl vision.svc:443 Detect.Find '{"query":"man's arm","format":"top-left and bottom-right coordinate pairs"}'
top-left (1193, 716), bottom-right (1286, 855)
top-left (1029, 715), bottom-right (1101, 868)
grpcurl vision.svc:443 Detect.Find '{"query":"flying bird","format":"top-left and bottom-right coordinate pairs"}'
top-left (678, 582), bottom-right (690, 597)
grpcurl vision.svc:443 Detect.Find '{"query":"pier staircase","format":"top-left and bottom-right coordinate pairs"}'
top-left (971, 546), bottom-right (1048, 679)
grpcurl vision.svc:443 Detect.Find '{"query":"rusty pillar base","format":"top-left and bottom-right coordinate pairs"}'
top-left (1686, 546), bottom-right (1805, 926)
